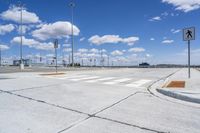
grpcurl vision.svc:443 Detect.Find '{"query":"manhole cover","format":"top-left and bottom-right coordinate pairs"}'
top-left (164, 81), bottom-right (185, 88)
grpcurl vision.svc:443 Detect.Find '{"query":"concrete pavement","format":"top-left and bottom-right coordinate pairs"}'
top-left (0, 68), bottom-right (200, 133)
top-left (155, 68), bottom-right (200, 104)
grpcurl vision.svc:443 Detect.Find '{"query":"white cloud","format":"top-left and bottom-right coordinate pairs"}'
top-left (0, 5), bottom-right (40, 23)
top-left (171, 29), bottom-right (181, 34)
top-left (128, 47), bottom-right (145, 52)
top-left (162, 0), bottom-right (200, 12)
top-left (0, 24), bottom-right (15, 35)
top-left (90, 48), bottom-right (99, 53)
top-left (88, 35), bottom-right (139, 46)
top-left (150, 38), bottom-right (155, 41)
top-left (80, 37), bottom-right (85, 42)
top-left (0, 44), bottom-right (9, 50)
top-left (149, 16), bottom-right (161, 21)
top-left (63, 48), bottom-right (72, 52)
top-left (32, 21), bottom-right (80, 40)
top-left (111, 50), bottom-right (124, 56)
top-left (78, 48), bottom-right (88, 53)
top-left (11, 36), bottom-right (54, 50)
top-left (63, 44), bottom-right (71, 47)
top-left (17, 25), bottom-right (35, 34)
top-left (162, 39), bottom-right (174, 44)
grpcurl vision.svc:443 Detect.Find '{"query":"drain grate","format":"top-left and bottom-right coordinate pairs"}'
top-left (164, 81), bottom-right (185, 88)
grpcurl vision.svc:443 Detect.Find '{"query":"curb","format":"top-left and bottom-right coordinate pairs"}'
top-left (156, 88), bottom-right (200, 104)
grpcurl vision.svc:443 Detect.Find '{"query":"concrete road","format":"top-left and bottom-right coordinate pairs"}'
top-left (0, 68), bottom-right (199, 133)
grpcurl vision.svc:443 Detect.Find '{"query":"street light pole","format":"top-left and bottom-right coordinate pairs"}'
top-left (69, 1), bottom-right (75, 67)
top-left (19, 2), bottom-right (24, 70)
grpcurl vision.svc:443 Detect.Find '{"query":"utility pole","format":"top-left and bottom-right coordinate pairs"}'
top-left (107, 55), bottom-right (109, 67)
top-left (69, 1), bottom-right (75, 67)
top-left (54, 39), bottom-right (58, 73)
top-left (19, 2), bottom-right (24, 70)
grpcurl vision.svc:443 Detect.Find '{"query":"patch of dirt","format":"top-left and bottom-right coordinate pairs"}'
top-left (164, 81), bottom-right (185, 88)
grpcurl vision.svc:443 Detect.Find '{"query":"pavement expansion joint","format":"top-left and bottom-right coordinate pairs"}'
top-left (0, 89), bottom-right (90, 116)
top-left (94, 116), bottom-right (168, 133)
top-left (9, 83), bottom-right (62, 92)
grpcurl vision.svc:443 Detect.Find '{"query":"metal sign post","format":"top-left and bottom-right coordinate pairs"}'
top-left (54, 39), bottom-right (58, 73)
top-left (183, 27), bottom-right (195, 79)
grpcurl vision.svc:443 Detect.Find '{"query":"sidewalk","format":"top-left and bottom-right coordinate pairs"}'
top-left (156, 68), bottom-right (200, 104)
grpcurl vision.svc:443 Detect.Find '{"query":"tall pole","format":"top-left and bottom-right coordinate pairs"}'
top-left (107, 55), bottom-right (109, 67)
top-left (54, 39), bottom-right (58, 73)
top-left (69, 2), bottom-right (75, 67)
top-left (188, 40), bottom-right (191, 78)
top-left (19, 2), bottom-right (24, 70)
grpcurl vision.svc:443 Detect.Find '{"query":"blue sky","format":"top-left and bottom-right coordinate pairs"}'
top-left (0, 0), bottom-right (200, 65)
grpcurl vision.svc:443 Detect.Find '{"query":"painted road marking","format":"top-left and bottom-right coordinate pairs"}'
top-left (70, 76), bottom-right (100, 81)
top-left (85, 77), bottom-right (115, 83)
top-left (126, 79), bottom-right (152, 87)
top-left (103, 78), bottom-right (132, 85)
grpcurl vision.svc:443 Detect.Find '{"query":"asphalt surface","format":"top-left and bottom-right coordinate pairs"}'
top-left (0, 68), bottom-right (200, 133)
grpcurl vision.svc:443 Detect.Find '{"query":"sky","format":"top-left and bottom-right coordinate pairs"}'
top-left (0, 0), bottom-right (200, 66)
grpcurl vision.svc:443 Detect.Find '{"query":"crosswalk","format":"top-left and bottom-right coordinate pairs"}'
top-left (44, 74), bottom-right (152, 88)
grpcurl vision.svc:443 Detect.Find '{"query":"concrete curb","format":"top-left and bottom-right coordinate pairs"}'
top-left (156, 88), bottom-right (200, 104)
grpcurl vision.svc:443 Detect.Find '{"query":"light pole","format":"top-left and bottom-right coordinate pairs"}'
top-left (19, 2), bottom-right (24, 70)
top-left (69, 1), bottom-right (75, 67)
top-left (54, 39), bottom-right (58, 73)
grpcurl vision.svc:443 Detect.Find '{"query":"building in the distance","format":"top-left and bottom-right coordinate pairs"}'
top-left (13, 59), bottom-right (31, 66)
top-left (139, 62), bottom-right (150, 68)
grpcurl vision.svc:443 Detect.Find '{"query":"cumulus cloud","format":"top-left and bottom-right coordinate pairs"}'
top-left (17, 25), bottom-right (35, 34)
top-left (111, 50), bottom-right (124, 56)
top-left (171, 29), bottom-right (181, 34)
top-left (63, 48), bottom-right (72, 52)
top-left (128, 47), bottom-right (145, 52)
top-left (63, 44), bottom-right (71, 47)
top-left (78, 48), bottom-right (88, 53)
top-left (0, 5), bottom-right (40, 23)
top-left (162, 0), bottom-right (200, 12)
top-left (11, 36), bottom-right (54, 50)
top-left (88, 35), bottom-right (139, 46)
top-left (0, 24), bottom-right (15, 35)
top-left (150, 38), bottom-right (155, 41)
top-left (149, 16), bottom-right (161, 21)
top-left (80, 37), bottom-right (85, 42)
top-left (32, 21), bottom-right (80, 40)
top-left (0, 44), bottom-right (9, 50)
top-left (162, 39), bottom-right (174, 44)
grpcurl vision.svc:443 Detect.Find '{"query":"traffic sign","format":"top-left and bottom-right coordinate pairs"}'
top-left (183, 27), bottom-right (195, 41)
top-left (183, 27), bottom-right (195, 79)
top-left (54, 39), bottom-right (58, 48)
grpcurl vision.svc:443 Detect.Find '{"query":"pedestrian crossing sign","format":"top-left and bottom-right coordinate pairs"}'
top-left (183, 27), bottom-right (195, 41)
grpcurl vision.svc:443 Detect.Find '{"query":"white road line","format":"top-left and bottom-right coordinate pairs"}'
top-left (85, 77), bottom-right (115, 83)
top-left (103, 78), bottom-right (132, 85)
top-left (56, 75), bottom-right (90, 80)
top-left (126, 79), bottom-right (152, 87)
top-left (70, 76), bottom-right (100, 81)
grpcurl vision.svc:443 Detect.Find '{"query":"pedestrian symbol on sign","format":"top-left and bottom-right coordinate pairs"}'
top-left (183, 27), bottom-right (195, 41)
top-left (186, 30), bottom-right (192, 39)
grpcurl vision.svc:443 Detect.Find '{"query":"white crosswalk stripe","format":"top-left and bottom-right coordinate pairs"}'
top-left (126, 79), bottom-right (152, 87)
top-left (57, 75), bottom-right (89, 80)
top-left (44, 74), bottom-right (152, 88)
top-left (85, 77), bottom-right (115, 83)
top-left (69, 76), bottom-right (100, 81)
top-left (103, 78), bottom-right (132, 85)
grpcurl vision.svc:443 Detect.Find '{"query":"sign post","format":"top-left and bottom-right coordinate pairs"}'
top-left (183, 27), bottom-right (195, 78)
top-left (54, 39), bottom-right (58, 73)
